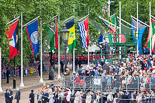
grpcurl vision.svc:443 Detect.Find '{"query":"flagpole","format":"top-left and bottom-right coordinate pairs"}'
top-left (119, 1), bottom-right (121, 59)
top-left (6, 16), bottom-right (20, 25)
top-left (0, 48), bottom-right (3, 92)
top-left (73, 4), bottom-right (75, 73)
top-left (149, 2), bottom-right (152, 55)
top-left (99, 16), bottom-right (120, 29)
top-left (20, 12), bottom-right (24, 87)
top-left (108, 0), bottom-right (110, 16)
top-left (58, 14), bottom-right (61, 79)
top-left (151, 15), bottom-right (155, 19)
top-left (136, 3), bottom-right (139, 56)
top-left (39, 20), bottom-right (44, 83)
top-left (39, 1), bottom-right (43, 83)
top-left (117, 16), bottom-right (137, 29)
top-left (131, 15), bottom-right (149, 27)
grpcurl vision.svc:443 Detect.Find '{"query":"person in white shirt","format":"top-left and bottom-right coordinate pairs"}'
top-left (107, 92), bottom-right (113, 103)
top-left (86, 92), bottom-right (91, 103)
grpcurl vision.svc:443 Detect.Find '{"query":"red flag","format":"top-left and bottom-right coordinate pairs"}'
top-left (6, 20), bottom-right (19, 59)
top-left (84, 17), bottom-right (89, 47)
top-left (55, 18), bottom-right (58, 49)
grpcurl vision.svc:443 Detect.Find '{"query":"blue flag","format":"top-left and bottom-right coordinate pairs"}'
top-left (131, 18), bottom-right (146, 55)
top-left (26, 19), bottom-right (39, 55)
top-left (98, 33), bottom-right (103, 45)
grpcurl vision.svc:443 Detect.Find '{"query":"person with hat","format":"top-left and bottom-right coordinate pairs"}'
top-left (29, 90), bottom-right (35, 103)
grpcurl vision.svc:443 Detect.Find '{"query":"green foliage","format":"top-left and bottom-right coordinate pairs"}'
top-left (0, 0), bottom-right (106, 66)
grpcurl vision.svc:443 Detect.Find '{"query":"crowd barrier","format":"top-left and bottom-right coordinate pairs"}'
top-left (114, 97), bottom-right (155, 103)
top-left (62, 75), bottom-right (155, 93)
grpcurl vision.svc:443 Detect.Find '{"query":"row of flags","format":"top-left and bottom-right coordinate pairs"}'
top-left (5, 16), bottom-right (89, 59)
top-left (98, 13), bottom-right (155, 55)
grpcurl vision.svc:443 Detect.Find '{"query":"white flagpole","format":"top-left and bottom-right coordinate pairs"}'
top-left (20, 12), bottom-right (24, 87)
top-left (39, 2), bottom-right (43, 83)
top-left (0, 48), bottom-right (3, 92)
top-left (119, 1), bottom-right (121, 59)
top-left (136, 3), bottom-right (139, 56)
top-left (58, 14), bottom-right (61, 79)
top-left (73, 5), bottom-right (75, 73)
top-left (149, 2), bottom-right (152, 55)
top-left (39, 20), bottom-right (43, 83)
top-left (6, 16), bottom-right (20, 25)
top-left (131, 15), bottom-right (149, 27)
top-left (117, 16), bottom-right (137, 29)
top-left (99, 16), bottom-right (120, 29)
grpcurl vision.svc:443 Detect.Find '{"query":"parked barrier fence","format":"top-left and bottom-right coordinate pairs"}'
top-left (62, 75), bottom-right (155, 93)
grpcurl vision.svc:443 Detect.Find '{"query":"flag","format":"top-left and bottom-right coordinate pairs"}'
top-left (102, 20), bottom-right (116, 33)
top-left (6, 19), bottom-right (19, 59)
top-left (55, 18), bottom-right (58, 49)
top-left (26, 19), bottom-right (39, 55)
top-left (102, 5), bottom-right (108, 14)
top-left (98, 33), bottom-right (104, 45)
top-left (46, 18), bottom-right (58, 51)
top-left (77, 17), bottom-right (89, 48)
top-left (145, 19), bottom-right (155, 53)
top-left (131, 18), bottom-right (146, 55)
top-left (65, 18), bottom-right (76, 51)
top-left (111, 15), bottom-right (117, 42)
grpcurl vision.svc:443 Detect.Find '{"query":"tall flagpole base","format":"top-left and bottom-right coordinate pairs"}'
top-left (57, 75), bottom-right (61, 79)
top-left (0, 87), bottom-right (3, 92)
top-left (19, 83), bottom-right (24, 87)
top-left (39, 78), bottom-right (44, 83)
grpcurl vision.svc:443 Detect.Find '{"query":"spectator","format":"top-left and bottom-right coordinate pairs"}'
top-left (107, 92), bottom-right (113, 103)
top-left (86, 92), bottom-right (91, 103)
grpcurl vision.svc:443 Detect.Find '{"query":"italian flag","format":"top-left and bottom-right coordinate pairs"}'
top-left (145, 19), bottom-right (155, 53)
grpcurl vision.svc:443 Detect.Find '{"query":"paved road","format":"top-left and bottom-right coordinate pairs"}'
top-left (0, 85), bottom-right (43, 103)
top-left (0, 80), bottom-right (61, 103)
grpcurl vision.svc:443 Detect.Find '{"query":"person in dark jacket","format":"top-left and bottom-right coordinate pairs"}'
top-left (5, 89), bottom-right (10, 103)
top-left (9, 88), bottom-right (13, 103)
top-left (42, 90), bottom-right (49, 103)
top-left (15, 88), bottom-right (20, 103)
top-left (70, 89), bottom-right (75, 103)
top-left (6, 68), bottom-right (10, 83)
top-left (78, 58), bottom-right (82, 68)
top-left (29, 90), bottom-right (35, 103)
top-left (103, 42), bottom-right (110, 59)
top-left (60, 59), bottom-right (64, 73)
top-left (75, 58), bottom-right (79, 71)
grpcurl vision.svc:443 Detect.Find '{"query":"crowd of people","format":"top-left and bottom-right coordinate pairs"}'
top-left (62, 54), bottom-right (155, 102)
top-left (36, 83), bottom-right (106, 103)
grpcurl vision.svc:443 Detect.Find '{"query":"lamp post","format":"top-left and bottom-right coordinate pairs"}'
top-left (61, 25), bottom-right (69, 68)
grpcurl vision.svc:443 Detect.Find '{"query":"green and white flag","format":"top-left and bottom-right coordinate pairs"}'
top-left (145, 18), bottom-right (155, 53)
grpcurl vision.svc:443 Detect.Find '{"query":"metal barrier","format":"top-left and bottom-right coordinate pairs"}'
top-left (114, 97), bottom-right (155, 103)
top-left (62, 75), bottom-right (155, 94)
top-left (62, 76), bottom-right (102, 92)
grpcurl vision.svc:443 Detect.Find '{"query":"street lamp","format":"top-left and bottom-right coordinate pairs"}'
top-left (61, 25), bottom-right (69, 68)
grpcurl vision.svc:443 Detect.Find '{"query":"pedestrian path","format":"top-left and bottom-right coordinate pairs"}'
top-left (0, 71), bottom-right (62, 95)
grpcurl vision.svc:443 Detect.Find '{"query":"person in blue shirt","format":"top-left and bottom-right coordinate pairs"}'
top-left (94, 68), bottom-right (98, 78)
top-left (114, 65), bottom-right (119, 74)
